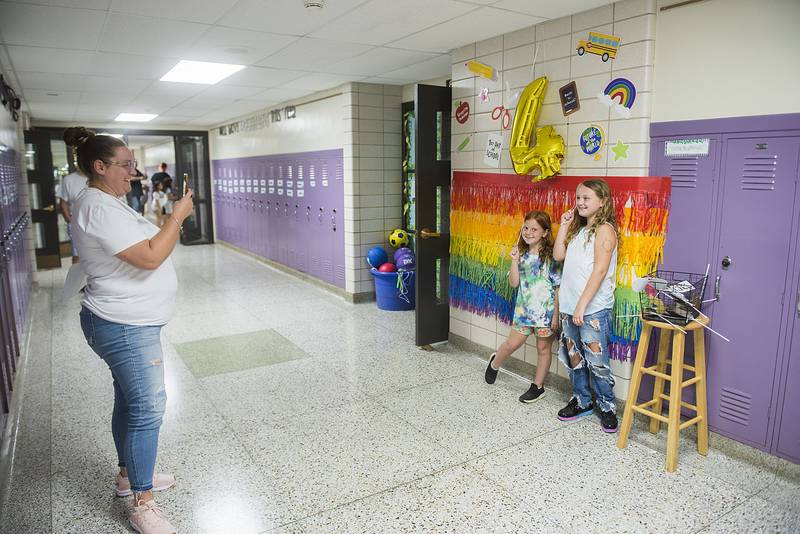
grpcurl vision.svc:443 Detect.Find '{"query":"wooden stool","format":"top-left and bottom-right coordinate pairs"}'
top-left (617, 315), bottom-right (709, 472)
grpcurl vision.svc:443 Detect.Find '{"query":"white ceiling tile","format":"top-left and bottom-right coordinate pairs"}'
top-left (97, 14), bottom-right (209, 57)
top-left (82, 76), bottom-right (151, 94)
top-left (109, 0), bottom-right (239, 24)
top-left (389, 7), bottom-right (546, 52)
top-left (79, 92), bottom-right (134, 105)
top-left (492, 0), bottom-right (613, 18)
top-left (27, 101), bottom-right (77, 116)
top-left (218, 0), bottom-right (366, 35)
top-left (139, 81), bottom-right (208, 98)
top-left (122, 95), bottom-right (187, 114)
top-left (182, 27), bottom-right (297, 65)
top-left (22, 89), bottom-right (83, 104)
top-left (283, 73), bottom-right (357, 92)
top-left (219, 66), bottom-right (306, 88)
top-left (0, 3), bottom-right (107, 49)
top-left (257, 38), bottom-right (373, 71)
top-left (309, 0), bottom-right (477, 46)
top-left (195, 84), bottom-right (264, 100)
top-left (361, 76), bottom-right (413, 85)
top-left (321, 47), bottom-right (437, 77)
top-left (10, 0), bottom-right (111, 9)
top-left (248, 86), bottom-right (307, 104)
top-left (157, 104), bottom-right (212, 118)
top-left (6, 46), bottom-right (94, 74)
top-left (32, 111), bottom-right (77, 122)
top-left (379, 54), bottom-right (452, 81)
top-left (89, 52), bottom-right (178, 79)
top-left (149, 114), bottom-right (198, 124)
top-left (180, 93), bottom-right (235, 109)
top-left (76, 111), bottom-right (119, 121)
top-left (216, 99), bottom-right (273, 118)
top-left (15, 71), bottom-right (87, 92)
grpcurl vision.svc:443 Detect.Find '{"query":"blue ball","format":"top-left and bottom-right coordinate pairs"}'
top-left (397, 254), bottom-right (415, 271)
top-left (366, 246), bottom-right (388, 268)
top-left (394, 247), bottom-right (413, 262)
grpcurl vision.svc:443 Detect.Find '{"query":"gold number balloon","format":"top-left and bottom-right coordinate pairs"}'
top-left (509, 76), bottom-right (566, 181)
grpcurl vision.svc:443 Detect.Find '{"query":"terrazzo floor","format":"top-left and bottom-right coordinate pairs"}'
top-left (1, 244), bottom-right (798, 533)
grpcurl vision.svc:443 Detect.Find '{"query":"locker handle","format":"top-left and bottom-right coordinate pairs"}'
top-left (796, 290), bottom-right (800, 317)
top-left (714, 275), bottom-right (721, 301)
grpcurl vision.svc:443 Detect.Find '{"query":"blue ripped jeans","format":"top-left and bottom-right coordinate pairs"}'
top-left (558, 308), bottom-right (616, 413)
top-left (80, 307), bottom-right (166, 493)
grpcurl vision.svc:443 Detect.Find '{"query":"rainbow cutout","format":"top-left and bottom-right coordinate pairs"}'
top-left (603, 78), bottom-right (636, 109)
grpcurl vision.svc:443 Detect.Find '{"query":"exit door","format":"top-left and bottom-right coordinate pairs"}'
top-left (414, 84), bottom-right (451, 346)
top-left (175, 135), bottom-right (213, 245)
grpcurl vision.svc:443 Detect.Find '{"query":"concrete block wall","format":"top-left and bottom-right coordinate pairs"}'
top-left (342, 83), bottom-right (403, 297)
top-left (449, 0), bottom-right (658, 400)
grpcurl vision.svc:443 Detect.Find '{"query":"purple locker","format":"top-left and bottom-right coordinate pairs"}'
top-left (707, 135), bottom-right (800, 449)
top-left (776, 259), bottom-right (800, 463)
top-left (333, 154), bottom-right (345, 288)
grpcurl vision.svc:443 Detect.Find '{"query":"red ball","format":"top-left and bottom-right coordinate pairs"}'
top-left (378, 262), bottom-right (397, 272)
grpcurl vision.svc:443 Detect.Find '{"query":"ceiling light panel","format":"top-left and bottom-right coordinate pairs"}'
top-left (160, 60), bottom-right (245, 85)
top-left (115, 113), bottom-right (158, 122)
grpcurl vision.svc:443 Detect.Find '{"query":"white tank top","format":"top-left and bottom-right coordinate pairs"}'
top-left (559, 225), bottom-right (617, 316)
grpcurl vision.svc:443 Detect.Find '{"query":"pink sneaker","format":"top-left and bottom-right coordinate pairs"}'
top-left (129, 499), bottom-right (177, 534)
top-left (116, 472), bottom-right (176, 497)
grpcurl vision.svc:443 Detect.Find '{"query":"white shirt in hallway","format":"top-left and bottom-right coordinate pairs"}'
top-left (71, 187), bottom-right (178, 326)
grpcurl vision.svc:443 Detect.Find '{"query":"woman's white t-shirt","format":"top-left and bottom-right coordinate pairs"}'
top-left (71, 187), bottom-right (178, 326)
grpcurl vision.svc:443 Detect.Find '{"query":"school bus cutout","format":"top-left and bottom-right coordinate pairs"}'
top-left (576, 32), bottom-right (621, 62)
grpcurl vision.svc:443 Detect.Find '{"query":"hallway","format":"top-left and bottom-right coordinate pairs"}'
top-left (1, 244), bottom-right (798, 533)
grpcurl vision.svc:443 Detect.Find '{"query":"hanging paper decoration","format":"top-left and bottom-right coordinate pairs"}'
top-left (483, 133), bottom-right (503, 167)
top-left (449, 172), bottom-right (671, 362)
top-left (575, 32), bottom-right (621, 62)
top-left (598, 78), bottom-right (636, 118)
top-left (509, 76), bottom-right (565, 181)
top-left (580, 125), bottom-right (605, 160)
top-left (457, 135), bottom-right (471, 152)
top-left (491, 105), bottom-right (511, 129)
top-left (478, 87), bottom-right (490, 103)
top-left (466, 60), bottom-right (496, 80)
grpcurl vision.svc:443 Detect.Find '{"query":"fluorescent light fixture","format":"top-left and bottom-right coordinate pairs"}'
top-left (160, 60), bottom-right (245, 84)
top-left (115, 113), bottom-right (157, 122)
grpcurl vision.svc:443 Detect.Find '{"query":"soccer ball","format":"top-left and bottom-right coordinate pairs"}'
top-left (388, 228), bottom-right (409, 248)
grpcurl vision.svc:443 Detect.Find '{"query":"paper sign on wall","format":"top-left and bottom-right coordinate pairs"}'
top-left (665, 138), bottom-right (710, 157)
top-left (484, 133), bottom-right (503, 168)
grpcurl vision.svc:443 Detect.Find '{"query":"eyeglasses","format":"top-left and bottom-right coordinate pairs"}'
top-left (104, 159), bottom-right (137, 171)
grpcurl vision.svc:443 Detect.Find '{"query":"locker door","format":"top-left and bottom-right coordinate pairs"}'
top-left (333, 151), bottom-right (345, 288)
top-left (295, 159), bottom-right (308, 273)
top-left (708, 136), bottom-right (800, 448)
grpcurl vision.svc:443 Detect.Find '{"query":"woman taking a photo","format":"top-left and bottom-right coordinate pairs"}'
top-left (65, 126), bottom-right (192, 534)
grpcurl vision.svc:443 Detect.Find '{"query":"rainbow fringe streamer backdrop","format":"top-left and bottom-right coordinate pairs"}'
top-left (450, 172), bottom-right (671, 362)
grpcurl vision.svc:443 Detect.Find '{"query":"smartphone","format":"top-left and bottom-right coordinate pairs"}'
top-left (183, 173), bottom-right (190, 196)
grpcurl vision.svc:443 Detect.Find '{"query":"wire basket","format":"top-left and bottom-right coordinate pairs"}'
top-left (639, 270), bottom-right (709, 326)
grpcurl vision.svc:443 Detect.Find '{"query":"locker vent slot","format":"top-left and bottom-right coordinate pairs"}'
top-left (298, 164), bottom-right (303, 181)
top-left (322, 164), bottom-right (328, 180)
top-left (718, 387), bottom-right (751, 426)
top-left (309, 165), bottom-right (315, 181)
top-left (336, 160), bottom-right (343, 181)
top-left (322, 259), bottom-right (333, 277)
top-left (669, 157), bottom-right (698, 189)
top-left (741, 155), bottom-right (777, 191)
top-left (335, 264), bottom-right (345, 283)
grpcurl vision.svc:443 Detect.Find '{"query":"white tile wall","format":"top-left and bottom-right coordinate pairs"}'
top-left (342, 83), bottom-right (404, 296)
top-left (449, 0), bottom-right (656, 400)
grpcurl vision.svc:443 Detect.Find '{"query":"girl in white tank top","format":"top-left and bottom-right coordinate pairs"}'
top-left (552, 179), bottom-right (620, 431)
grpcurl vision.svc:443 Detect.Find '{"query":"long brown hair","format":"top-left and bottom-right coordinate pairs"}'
top-left (564, 179), bottom-right (618, 245)
top-left (517, 210), bottom-right (554, 263)
top-left (63, 127), bottom-right (126, 182)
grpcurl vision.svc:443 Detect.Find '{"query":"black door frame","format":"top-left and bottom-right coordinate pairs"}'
top-left (31, 127), bottom-right (214, 246)
top-left (23, 128), bottom-right (61, 268)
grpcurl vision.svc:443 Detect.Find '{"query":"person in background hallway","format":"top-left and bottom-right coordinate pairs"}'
top-left (58, 135), bottom-right (90, 263)
top-left (150, 162), bottom-right (170, 190)
top-left (64, 126), bottom-right (193, 534)
top-left (128, 168), bottom-right (145, 215)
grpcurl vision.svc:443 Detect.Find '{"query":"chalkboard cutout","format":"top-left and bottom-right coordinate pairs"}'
top-left (559, 81), bottom-right (580, 116)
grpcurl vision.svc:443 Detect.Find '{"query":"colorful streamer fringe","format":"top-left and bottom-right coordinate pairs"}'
top-left (449, 172), bottom-right (671, 362)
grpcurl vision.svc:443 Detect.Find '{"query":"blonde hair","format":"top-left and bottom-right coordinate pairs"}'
top-left (564, 179), bottom-right (618, 246)
top-left (517, 210), bottom-right (554, 263)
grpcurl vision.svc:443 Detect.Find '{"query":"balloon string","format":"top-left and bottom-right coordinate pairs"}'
top-left (530, 43), bottom-right (539, 83)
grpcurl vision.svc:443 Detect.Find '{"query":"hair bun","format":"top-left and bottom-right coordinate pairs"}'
top-left (63, 126), bottom-right (96, 147)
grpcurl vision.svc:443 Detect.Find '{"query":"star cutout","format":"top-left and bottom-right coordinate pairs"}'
top-left (611, 139), bottom-right (630, 161)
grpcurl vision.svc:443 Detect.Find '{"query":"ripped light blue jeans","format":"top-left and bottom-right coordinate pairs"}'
top-left (558, 308), bottom-right (616, 413)
top-left (80, 306), bottom-right (166, 493)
